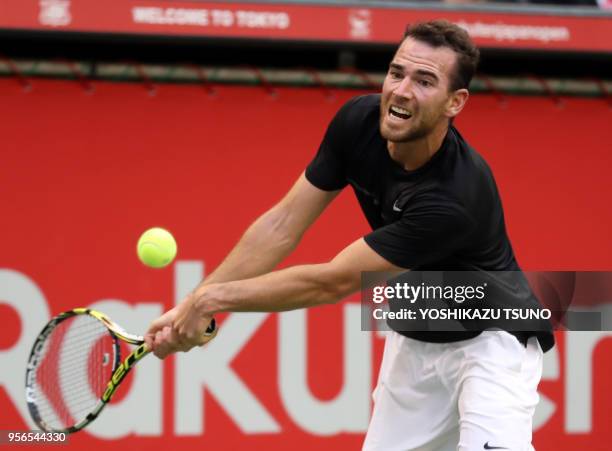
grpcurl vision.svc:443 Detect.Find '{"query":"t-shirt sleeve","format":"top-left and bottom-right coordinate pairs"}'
top-left (364, 195), bottom-right (476, 269)
top-left (305, 98), bottom-right (358, 191)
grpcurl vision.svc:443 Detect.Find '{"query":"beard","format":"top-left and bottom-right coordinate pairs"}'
top-left (380, 116), bottom-right (431, 143)
top-left (379, 96), bottom-right (448, 143)
top-left (379, 111), bottom-right (436, 143)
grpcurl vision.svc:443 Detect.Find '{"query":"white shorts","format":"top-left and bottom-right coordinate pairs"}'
top-left (363, 330), bottom-right (543, 451)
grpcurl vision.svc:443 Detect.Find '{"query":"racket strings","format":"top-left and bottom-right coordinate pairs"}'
top-left (31, 315), bottom-right (117, 431)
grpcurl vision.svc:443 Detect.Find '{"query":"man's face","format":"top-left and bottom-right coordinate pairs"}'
top-left (380, 37), bottom-right (459, 143)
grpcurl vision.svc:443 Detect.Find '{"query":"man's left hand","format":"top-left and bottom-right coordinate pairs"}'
top-left (145, 293), bottom-right (215, 359)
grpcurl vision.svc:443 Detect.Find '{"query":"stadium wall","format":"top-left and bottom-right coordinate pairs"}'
top-left (1, 78), bottom-right (611, 450)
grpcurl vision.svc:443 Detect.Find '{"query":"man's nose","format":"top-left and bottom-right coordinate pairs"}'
top-left (393, 77), bottom-right (414, 100)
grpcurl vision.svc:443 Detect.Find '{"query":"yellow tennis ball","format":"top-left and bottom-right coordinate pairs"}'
top-left (137, 227), bottom-right (177, 268)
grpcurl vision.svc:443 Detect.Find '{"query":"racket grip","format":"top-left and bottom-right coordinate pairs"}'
top-left (204, 318), bottom-right (217, 336)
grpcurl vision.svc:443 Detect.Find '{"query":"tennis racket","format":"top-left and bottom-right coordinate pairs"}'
top-left (25, 308), bottom-right (217, 433)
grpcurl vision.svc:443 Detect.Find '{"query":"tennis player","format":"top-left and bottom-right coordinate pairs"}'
top-left (145, 20), bottom-right (554, 450)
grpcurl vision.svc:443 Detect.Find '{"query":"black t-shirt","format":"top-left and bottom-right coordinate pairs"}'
top-left (306, 94), bottom-right (554, 352)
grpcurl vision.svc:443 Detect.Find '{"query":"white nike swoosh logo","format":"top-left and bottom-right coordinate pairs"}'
top-left (393, 200), bottom-right (402, 212)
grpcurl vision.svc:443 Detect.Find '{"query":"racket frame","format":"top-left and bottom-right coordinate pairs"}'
top-left (26, 307), bottom-right (216, 433)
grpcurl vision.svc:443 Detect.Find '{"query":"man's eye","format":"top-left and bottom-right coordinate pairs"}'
top-left (390, 71), bottom-right (402, 79)
top-left (419, 80), bottom-right (432, 87)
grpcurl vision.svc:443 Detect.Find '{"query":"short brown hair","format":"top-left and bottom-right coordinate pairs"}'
top-left (403, 20), bottom-right (479, 91)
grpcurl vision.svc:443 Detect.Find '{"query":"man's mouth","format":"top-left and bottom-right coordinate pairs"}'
top-left (388, 105), bottom-right (412, 120)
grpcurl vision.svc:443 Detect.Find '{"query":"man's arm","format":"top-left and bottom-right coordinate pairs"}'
top-left (194, 238), bottom-right (404, 315)
top-left (144, 172), bottom-right (339, 351)
top-left (199, 172), bottom-right (339, 286)
top-left (149, 238), bottom-right (405, 357)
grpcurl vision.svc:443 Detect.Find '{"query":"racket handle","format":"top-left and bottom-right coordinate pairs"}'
top-left (204, 318), bottom-right (217, 336)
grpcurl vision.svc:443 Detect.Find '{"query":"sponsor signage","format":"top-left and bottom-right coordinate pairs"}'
top-left (0, 80), bottom-right (611, 449)
top-left (0, 0), bottom-right (611, 52)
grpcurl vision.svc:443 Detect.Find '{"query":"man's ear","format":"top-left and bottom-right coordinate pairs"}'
top-left (445, 89), bottom-right (469, 119)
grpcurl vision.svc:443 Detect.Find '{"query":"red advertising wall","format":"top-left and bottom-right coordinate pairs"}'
top-left (1, 78), bottom-right (611, 449)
